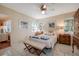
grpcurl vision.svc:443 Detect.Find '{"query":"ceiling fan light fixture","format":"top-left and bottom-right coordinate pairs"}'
top-left (41, 4), bottom-right (47, 14)
top-left (41, 10), bottom-right (45, 14)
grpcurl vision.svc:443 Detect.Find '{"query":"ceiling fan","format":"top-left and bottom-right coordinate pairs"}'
top-left (40, 4), bottom-right (55, 15)
top-left (40, 4), bottom-right (47, 14)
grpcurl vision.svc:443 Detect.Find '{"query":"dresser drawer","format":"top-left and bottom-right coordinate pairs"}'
top-left (58, 34), bottom-right (71, 45)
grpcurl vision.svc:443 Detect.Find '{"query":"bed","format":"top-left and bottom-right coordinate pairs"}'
top-left (29, 33), bottom-right (57, 48)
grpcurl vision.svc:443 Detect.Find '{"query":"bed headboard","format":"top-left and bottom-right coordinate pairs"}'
top-left (35, 31), bottom-right (44, 36)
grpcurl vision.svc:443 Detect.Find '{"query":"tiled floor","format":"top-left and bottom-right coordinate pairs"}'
top-left (53, 44), bottom-right (79, 56)
top-left (0, 43), bottom-right (79, 56)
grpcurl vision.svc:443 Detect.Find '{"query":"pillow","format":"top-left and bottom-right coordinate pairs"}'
top-left (40, 35), bottom-right (49, 40)
top-left (35, 31), bottom-right (43, 36)
top-left (32, 36), bottom-right (39, 39)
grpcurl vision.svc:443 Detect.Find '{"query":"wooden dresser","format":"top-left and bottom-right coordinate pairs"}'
top-left (58, 34), bottom-right (71, 45)
top-left (0, 20), bottom-right (4, 26)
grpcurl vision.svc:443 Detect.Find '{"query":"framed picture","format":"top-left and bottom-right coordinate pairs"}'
top-left (49, 22), bottom-right (55, 28)
top-left (19, 20), bottom-right (28, 29)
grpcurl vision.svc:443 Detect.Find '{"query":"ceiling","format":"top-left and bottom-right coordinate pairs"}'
top-left (1, 3), bottom-right (79, 19)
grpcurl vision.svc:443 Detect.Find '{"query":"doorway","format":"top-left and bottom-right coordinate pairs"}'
top-left (0, 15), bottom-right (11, 49)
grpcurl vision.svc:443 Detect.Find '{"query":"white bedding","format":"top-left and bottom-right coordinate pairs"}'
top-left (30, 34), bottom-right (57, 48)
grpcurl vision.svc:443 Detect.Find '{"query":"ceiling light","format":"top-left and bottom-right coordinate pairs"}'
top-left (42, 10), bottom-right (45, 14)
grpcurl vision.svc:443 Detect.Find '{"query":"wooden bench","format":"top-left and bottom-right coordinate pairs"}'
top-left (23, 39), bottom-right (46, 55)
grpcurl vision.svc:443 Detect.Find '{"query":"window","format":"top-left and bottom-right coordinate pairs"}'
top-left (64, 17), bottom-right (74, 32)
top-left (32, 21), bottom-right (40, 32)
top-left (4, 20), bottom-right (11, 32)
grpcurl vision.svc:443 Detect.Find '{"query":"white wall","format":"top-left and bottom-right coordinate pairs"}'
top-left (38, 12), bottom-right (75, 34)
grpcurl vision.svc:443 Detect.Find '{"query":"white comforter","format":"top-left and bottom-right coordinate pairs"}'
top-left (30, 34), bottom-right (57, 48)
